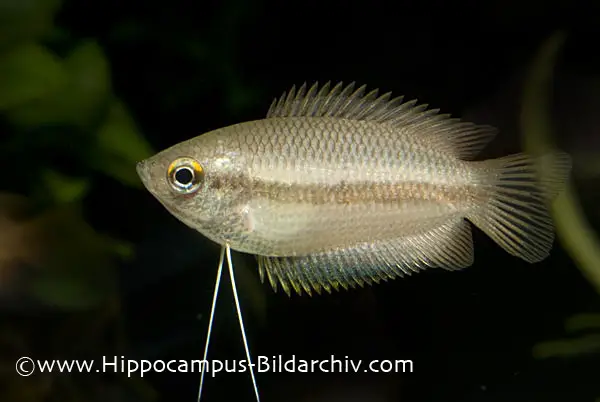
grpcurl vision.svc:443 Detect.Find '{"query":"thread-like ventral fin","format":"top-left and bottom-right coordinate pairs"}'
top-left (467, 152), bottom-right (572, 263)
top-left (257, 219), bottom-right (474, 296)
top-left (266, 81), bottom-right (498, 160)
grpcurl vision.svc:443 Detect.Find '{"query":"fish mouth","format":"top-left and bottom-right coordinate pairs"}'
top-left (136, 161), bottom-right (150, 188)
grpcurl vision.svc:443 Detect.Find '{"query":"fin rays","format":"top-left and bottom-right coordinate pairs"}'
top-left (266, 81), bottom-right (498, 160)
top-left (466, 153), bottom-right (571, 263)
top-left (257, 219), bottom-right (474, 296)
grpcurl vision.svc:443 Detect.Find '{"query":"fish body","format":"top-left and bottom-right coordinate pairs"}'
top-left (137, 81), bottom-right (571, 296)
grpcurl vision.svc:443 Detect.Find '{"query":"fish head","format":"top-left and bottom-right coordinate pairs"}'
top-left (136, 131), bottom-right (250, 244)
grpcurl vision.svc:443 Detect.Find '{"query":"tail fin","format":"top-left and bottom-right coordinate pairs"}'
top-left (466, 152), bottom-right (571, 263)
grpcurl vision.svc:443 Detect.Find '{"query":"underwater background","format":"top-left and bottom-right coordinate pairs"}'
top-left (0, 0), bottom-right (599, 401)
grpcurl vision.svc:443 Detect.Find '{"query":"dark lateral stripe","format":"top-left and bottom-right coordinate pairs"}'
top-left (208, 173), bottom-right (480, 205)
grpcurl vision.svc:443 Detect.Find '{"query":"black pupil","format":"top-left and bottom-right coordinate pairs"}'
top-left (175, 167), bottom-right (194, 185)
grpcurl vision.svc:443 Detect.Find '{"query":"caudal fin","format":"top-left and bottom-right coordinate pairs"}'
top-left (467, 152), bottom-right (572, 263)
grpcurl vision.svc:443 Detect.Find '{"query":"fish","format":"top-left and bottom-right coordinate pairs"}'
top-left (136, 81), bottom-right (572, 402)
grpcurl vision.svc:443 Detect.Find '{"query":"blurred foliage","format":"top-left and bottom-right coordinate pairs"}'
top-left (1, 39), bottom-right (151, 189)
top-left (0, 193), bottom-right (116, 309)
top-left (0, 43), bottom-right (65, 110)
top-left (0, 0), bottom-right (62, 50)
top-left (521, 31), bottom-right (600, 294)
top-left (91, 99), bottom-right (155, 188)
top-left (533, 313), bottom-right (600, 359)
top-left (0, 194), bottom-right (155, 402)
top-left (0, 0), bottom-right (155, 400)
top-left (6, 40), bottom-right (110, 129)
top-left (523, 32), bottom-right (600, 398)
top-left (41, 170), bottom-right (89, 204)
top-left (0, 0), bottom-right (270, 400)
top-left (0, 0), bottom-right (148, 303)
top-left (0, 301), bottom-right (157, 402)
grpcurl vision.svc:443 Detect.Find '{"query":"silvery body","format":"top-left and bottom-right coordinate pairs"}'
top-left (137, 82), bottom-right (571, 296)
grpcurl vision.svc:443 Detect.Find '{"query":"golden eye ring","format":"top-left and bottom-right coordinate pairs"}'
top-left (167, 157), bottom-right (205, 194)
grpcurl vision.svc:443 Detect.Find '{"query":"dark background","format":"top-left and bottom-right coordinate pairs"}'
top-left (1, 1), bottom-right (599, 401)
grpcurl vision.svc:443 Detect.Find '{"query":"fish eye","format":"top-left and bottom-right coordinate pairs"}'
top-left (167, 157), bottom-right (205, 194)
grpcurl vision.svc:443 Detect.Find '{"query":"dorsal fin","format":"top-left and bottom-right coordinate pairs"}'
top-left (266, 81), bottom-right (498, 160)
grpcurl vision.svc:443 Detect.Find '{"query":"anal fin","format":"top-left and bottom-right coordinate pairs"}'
top-left (257, 218), bottom-right (474, 296)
